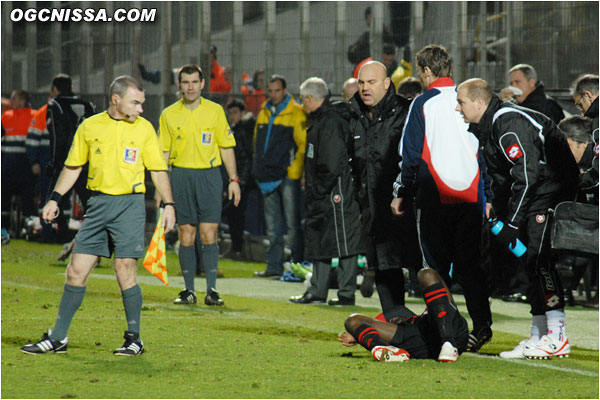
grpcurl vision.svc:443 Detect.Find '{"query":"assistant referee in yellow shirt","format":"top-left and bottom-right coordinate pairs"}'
top-left (159, 64), bottom-right (241, 306)
top-left (21, 75), bottom-right (176, 356)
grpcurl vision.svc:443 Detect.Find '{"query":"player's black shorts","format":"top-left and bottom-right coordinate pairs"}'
top-left (389, 304), bottom-right (469, 359)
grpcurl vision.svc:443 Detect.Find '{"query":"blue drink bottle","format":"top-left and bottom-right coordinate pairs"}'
top-left (489, 219), bottom-right (527, 257)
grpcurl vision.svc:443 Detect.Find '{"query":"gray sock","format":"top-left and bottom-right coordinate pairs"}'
top-left (179, 245), bottom-right (196, 292)
top-left (195, 231), bottom-right (204, 273)
top-left (202, 243), bottom-right (219, 292)
top-left (121, 284), bottom-right (142, 334)
top-left (50, 284), bottom-right (86, 341)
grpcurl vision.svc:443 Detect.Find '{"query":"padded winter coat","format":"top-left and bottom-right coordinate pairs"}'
top-left (304, 100), bottom-right (364, 260)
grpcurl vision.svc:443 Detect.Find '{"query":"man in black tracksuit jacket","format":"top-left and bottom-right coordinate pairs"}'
top-left (572, 74), bottom-right (599, 203)
top-left (580, 96), bottom-right (599, 203)
top-left (457, 79), bottom-right (579, 359)
top-left (500, 64), bottom-right (564, 124)
top-left (347, 62), bottom-right (422, 315)
top-left (47, 74), bottom-right (96, 242)
top-left (516, 81), bottom-right (564, 125)
top-left (290, 78), bottom-right (363, 305)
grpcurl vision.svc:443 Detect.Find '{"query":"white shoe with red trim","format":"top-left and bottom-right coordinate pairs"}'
top-left (522, 335), bottom-right (570, 359)
top-left (438, 341), bottom-right (459, 362)
top-left (371, 345), bottom-right (410, 362)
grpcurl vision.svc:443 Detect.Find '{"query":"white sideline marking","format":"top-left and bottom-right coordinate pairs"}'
top-left (2, 281), bottom-right (62, 293)
top-left (467, 353), bottom-right (598, 377)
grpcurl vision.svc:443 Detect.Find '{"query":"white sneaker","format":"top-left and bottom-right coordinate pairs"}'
top-left (371, 345), bottom-right (410, 362)
top-left (522, 335), bottom-right (570, 359)
top-left (438, 341), bottom-right (459, 362)
top-left (499, 339), bottom-right (531, 359)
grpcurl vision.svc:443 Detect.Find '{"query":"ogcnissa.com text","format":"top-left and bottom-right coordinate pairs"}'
top-left (10, 7), bottom-right (157, 23)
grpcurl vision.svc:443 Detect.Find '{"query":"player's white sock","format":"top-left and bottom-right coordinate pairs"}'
top-left (528, 315), bottom-right (547, 344)
top-left (546, 309), bottom-right (566, 342)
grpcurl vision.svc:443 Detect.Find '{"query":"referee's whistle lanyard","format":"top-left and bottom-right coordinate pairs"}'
top-left (263, 93), bottom-right (291, 153)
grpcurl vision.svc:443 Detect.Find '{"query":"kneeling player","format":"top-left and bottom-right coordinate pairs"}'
top-left (338, 268), bottom-right (469, 362)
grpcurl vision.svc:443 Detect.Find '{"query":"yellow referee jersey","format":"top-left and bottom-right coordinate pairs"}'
top-left (159, 98), bottom-right (236, 169)
top-left (65, 111), bottom-right (167, 195)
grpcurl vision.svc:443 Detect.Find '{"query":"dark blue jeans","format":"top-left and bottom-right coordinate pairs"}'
top-left (262, 178), bottom-right (304, 273)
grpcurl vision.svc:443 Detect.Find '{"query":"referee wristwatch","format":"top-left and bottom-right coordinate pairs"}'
top-left (163, 202), bottom-right (176, 209)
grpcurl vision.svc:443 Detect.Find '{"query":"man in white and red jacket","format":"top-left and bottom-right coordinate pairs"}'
top-left (391, 45), bottom-right (492, 355)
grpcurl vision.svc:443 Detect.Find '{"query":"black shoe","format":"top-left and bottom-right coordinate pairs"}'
top-left (205, 288), bottom-right (224, 306)
top-left (360, 270), bottom-right (375, 298)
top-left (21, 331), bottom-right (68, 354)
top-left (113, 331), bottom-right (144, 356)
top-left (466, 324), bottom-right (493, 352)
top-left (328, 297), bottom-right (355, 306)
top-left (254, 270), bottom-right (282, 278)
top-left (174, 289), bottom-right (197, 304)
top-left (501, 292), bottom-right (528, 303)
top-left (289, 292), bottom-right (326, 304)
top-left (57, 240), bottom-right (75, 261)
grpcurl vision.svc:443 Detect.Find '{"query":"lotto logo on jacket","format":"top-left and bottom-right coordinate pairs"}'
top-left (505, 143), bottom-right (523, 160)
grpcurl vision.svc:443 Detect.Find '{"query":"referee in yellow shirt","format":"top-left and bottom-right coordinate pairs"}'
top-left (159, 64), bottom-right (241, 306)
top-left (21, 75), bottom-right (176, 356)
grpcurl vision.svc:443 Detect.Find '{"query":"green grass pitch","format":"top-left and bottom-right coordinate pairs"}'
top-left (2, 240), bottom-right (598, 398)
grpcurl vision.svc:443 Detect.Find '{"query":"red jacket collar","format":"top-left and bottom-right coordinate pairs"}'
top-left (428, 77), bottom-right (455, 90)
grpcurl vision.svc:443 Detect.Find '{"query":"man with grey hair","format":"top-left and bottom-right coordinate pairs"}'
top-left (290, 77), bottom-right (363, 305)
top-left (559, 115), bottom-right (598, 204)
top-left (21, 75), bottom-right (176, 356)
top-left (571, 74), bottom-right (598, 135)
top-left (570, 74), bottom-right (599, 204)
top-left (500, 63), bottom-right (564, 124)
top-left (342, 78), bottom-right (359, 103)
top-left (572, 74), bottom-right (599, 112)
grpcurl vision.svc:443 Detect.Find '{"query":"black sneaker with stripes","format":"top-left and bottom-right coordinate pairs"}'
top-left (174, 289), bottom-right (197, 305)
top-left (204, 288), bottom-right (224, 306)
top-left (113, 331), bottom-right (144, 356)
top-left (21, 331), bottom-right (68, 354)
top-left (466, 324), bottom-right (493, 352)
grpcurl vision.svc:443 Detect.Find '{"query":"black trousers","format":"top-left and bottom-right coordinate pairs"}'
top-left (522, 211), bottom-right (564, 315)
top-left (418, 204), bottom-right (492, 331)
top-left (308, 256), bottom-right (357, 300)
top-left (223, 185), bottom-right (248, 253)
top-left (50, 166), bottom-right (91, 243)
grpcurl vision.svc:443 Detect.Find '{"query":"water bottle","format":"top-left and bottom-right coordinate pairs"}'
top-left (357, 254), bottom-right (367, 269)
top-left (489, 219), bottom-right (527, 257)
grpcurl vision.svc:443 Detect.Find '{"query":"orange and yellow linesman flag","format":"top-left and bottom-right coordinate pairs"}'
top-left (143, 208), bottom-right (168, 286)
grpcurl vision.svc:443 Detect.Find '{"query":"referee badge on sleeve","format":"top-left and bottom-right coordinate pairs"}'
top-left (124, 147), bottom-right (138, 164)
